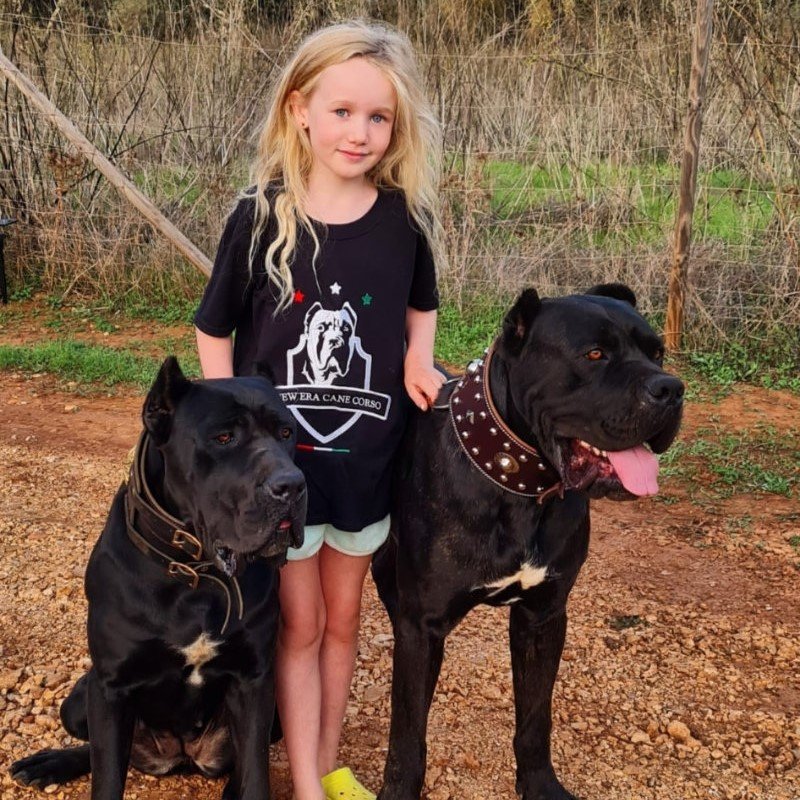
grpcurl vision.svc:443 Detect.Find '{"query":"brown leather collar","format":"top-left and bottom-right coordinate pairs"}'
top-left (448, 344), bottom-right (563, 502)
top-left (124, 432), bottom-right (243, 633)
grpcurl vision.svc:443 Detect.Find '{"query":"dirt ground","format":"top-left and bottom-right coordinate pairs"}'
top-left (0, 368), bottom-right (798, 800)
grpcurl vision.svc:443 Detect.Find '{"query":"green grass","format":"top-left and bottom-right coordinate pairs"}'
top-left (676, 329), bottom-right (800, 397)
top-left (0, 341), bottom-right (198, 390)
top-left (2, 290), bottom-right (797, 406)
top-left (436, 301), bottom-right (504, 367)
top-left (608, 614), bottom-right (647, 631)
top-left (660, 425), bottom-right (798, 499)
top-left (483, 159), bottom-right (777, 248)
top-left (130, 161), bottom-right (249, 215)
top-left (120, 293), bottom-right (200, 325)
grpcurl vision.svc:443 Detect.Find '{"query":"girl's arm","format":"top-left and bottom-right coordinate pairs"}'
top-left (196, 328), bottom-right (235, 379)
top-left (404, 307), bottom-right (445, 411)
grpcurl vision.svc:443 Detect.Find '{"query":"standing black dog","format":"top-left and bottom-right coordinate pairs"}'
top-left (373, 284), bottom-right (684, 800)
top-left (10, 357), bottom-right (306, 800)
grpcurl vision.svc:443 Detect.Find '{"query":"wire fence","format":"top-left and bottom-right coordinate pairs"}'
top-left (0, 6), bottom-right (798, 355)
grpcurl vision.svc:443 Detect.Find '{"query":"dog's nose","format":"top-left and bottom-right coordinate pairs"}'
top-left (263, 469), bottom-right (305, 503)
top-left (644, 374), bottom-right (684, 406)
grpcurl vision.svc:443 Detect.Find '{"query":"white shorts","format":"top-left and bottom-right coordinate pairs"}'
top-left (285, 514), bottom-right (391, 561)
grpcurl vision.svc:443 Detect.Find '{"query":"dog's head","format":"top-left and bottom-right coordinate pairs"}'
top-left (142, 357), bottom-right (307, 574)
top-left (497, 283), bottom-right (684, 500)
top-left (303, 302), bottom-right (356, 384)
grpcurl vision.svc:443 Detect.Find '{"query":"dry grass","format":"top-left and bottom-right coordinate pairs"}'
top-left (0, 0), bottom-right (798, 351)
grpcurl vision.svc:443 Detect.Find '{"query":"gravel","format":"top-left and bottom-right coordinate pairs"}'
top-left (1, 373), bottom-right (798, 800)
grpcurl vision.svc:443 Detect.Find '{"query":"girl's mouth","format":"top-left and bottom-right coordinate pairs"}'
top-left (339, 150), bottom-right (368, 161)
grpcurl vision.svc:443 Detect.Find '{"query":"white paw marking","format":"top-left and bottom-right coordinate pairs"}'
top-left (481, 561), bottom-right (548, 597)
top-left (179, 633), bottom-right (219, 687)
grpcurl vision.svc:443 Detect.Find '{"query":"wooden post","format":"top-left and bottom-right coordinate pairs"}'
top-left (0, 46), bottom-right (213, 277)
top-left (664, 0), bottom-right (714, 352)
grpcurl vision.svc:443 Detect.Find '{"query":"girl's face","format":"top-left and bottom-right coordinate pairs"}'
top-left (291, 58), bottom-right (397, 187)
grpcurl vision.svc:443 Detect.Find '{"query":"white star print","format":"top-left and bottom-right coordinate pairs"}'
top-left (330, 282), bottom-right (342, 295)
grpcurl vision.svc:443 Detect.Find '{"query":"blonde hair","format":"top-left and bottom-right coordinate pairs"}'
top-left (243, 20), bottom-right (445, 312)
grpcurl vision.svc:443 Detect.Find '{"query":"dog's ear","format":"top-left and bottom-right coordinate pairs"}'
top-left (500, 288), bottom-right (541, 356)
top-left (585, 283), bottom-right (637, 307)
top-left (304, 302), bottom-right (322, 331)
top-left (341, 301), bottom-right (357, 326)
top-left (252, 360), bottom-right (276, 385)
top-left (142, 357), bottom-right (192, 444)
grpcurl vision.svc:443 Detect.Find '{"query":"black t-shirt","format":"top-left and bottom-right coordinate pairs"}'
top-left (194, 189), bottom-right (439, 532)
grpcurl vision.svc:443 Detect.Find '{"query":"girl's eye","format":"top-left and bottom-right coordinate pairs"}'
top-left (370, 114), bottom-right (385, 123)
top-left (279, 427), bottom-right (293, 440)
top-left (213, 432), bottom-right (235, 445)
top-left (334, 108), bottom-right (348, 117)
top-left (585, 348), bottom-right (605, 361)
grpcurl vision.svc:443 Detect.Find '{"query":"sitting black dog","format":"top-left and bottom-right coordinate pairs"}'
top-left (10, 357), bottom-right (306, 799)
top-left (374, 284), bottom-right (684, 800)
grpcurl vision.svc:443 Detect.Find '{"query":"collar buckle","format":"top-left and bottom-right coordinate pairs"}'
top-left (168, 561), bottom-right (200, 590)
top-left (171, 529), bottom-right (203, 560)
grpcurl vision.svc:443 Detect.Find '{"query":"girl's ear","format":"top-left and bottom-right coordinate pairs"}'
top-left (288, 90), bottom-right (309, 130)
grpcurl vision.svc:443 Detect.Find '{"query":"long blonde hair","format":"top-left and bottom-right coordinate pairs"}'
top-left (243, 21), bottom-right (445, 312)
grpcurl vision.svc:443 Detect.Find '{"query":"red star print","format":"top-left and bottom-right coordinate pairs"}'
top-left (293, 289), bottom-right (305, 303)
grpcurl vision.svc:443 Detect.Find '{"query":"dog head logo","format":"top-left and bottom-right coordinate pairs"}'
top-left (300, 302), bottom-right (357, 386)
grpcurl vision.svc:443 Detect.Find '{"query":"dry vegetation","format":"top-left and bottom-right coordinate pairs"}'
top-left (0, 0), bottom-right (798, 351)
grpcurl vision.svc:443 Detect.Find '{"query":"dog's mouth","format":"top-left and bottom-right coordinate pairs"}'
top-left (212, 518), bottom-right (294, 577)
top-left (561, 439), bottom-right (660, 498)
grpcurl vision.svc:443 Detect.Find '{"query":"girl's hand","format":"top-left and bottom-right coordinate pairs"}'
top-left (404, 354), bottom-right (447, 411)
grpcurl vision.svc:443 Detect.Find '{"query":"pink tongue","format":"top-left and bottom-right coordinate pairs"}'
top-left (606, 446), bottom-right (659, 496)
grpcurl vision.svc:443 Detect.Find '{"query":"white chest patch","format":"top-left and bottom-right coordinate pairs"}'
top-left (179, 633), bottom-right (220, 687)
top-left (481, 561), bottom-right (548, 599)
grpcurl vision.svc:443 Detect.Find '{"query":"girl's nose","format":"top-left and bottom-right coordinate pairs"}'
top-left (347, 117), bottom-right (369, 144)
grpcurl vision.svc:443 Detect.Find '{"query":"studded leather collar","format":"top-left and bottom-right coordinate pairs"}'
top-left (449, 344), bottom-right (563, 502)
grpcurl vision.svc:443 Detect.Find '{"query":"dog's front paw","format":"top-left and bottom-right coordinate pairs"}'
top-left (10, 745), bottom-right (90, 788)
top-left (518, 768), bottom-right (580, 800)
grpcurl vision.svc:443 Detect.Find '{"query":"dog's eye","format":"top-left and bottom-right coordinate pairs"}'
top-left (279, 426), bottom-right (293, 440)
top-left (585, 348), bottom-right (605, 361)
top-left (653, 347), bottom-right (664, 363)
top-left (213, 432), bottom-right (235, 445)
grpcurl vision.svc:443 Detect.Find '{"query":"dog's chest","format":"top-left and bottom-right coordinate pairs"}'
top-left (178, 632), bottom-right (220, 687)
top-left (476, 559), bottom-right (551, 606)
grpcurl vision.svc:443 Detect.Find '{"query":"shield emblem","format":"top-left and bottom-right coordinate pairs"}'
top-left (278, 302), bottom-right (390, 445)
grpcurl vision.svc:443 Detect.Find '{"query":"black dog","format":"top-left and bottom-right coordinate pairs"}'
top-left (374, 284), bottom-right (684, 800)
top-left (10, 357), bottom-right (306, 799)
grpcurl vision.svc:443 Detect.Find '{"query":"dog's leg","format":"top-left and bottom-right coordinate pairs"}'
top-left (222, 676), bottom-right (273, 800)
top-left (61, 671), bottom-right (90, 740)
top-left (378, 616), bottom-right (446, 800)
top-left (371, 536), bottom-right (398, 626)
top-left (509, 607), bottom-right (578, 800)
top-left (87, 669), bottom-right (135, 800)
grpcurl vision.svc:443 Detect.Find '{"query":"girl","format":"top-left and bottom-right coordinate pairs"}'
top-left (194, 21), bottom-right (446, 800)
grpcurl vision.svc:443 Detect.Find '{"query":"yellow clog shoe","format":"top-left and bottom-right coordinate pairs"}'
top-left (321, 766), bottom-right (376, 800)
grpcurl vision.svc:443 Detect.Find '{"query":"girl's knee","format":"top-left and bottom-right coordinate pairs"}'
top-left (324, 602), bottom-right (362, 645)
top-left (280, 603), bottom-right (326, 652)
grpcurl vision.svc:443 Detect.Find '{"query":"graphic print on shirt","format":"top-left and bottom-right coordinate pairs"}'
top-left (278, 300), bottom-right (391, 444)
